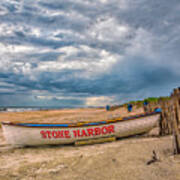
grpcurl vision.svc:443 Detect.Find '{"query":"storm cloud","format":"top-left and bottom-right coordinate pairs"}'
top-left (0, 0), bottom-right (180, 107)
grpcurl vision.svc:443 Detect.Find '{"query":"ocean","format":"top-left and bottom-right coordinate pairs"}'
top-left (0, 106), bottom-right (67, 112)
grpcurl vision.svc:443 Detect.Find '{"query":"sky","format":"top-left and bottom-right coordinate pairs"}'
top-left (0, 0), bottom-right (180, 107)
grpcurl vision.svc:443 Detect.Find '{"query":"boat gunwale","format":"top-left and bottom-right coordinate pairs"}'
top-left (1, 112), bottom-right (160, 128)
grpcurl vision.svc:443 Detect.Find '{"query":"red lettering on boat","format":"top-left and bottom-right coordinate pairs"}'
top-left (52, 131), bottom-right (58, 138)
top-left (108, 125), bottom-right (115, 133)
top-left (40, 130), bottom-right (47, 138)
top-left (46, 131), bottom-right (51, 138)
top-left (64, 130), bottom-right (71, 138)
top-left (87, 128), bottom-right (94, 136)
top-left (82, 129), bottom-right (88, 137)
top-left (56, 131), bottom-right (64, 138)
top-left (73, 130), bottom-right (78, 137)
top-left (40, 125), bottom-right (115, 139)
top-left (94, 128), bottom-right (101, 135)
top-left (102, 127), bottom-right (108, 134)
top-left (77, 130), bottom-right (81, 137)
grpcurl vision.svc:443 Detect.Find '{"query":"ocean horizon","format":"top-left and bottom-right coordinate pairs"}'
top-left (0, 105), bottom-right (103, 112)
top-left (0, 106), bottom-right (77, 112)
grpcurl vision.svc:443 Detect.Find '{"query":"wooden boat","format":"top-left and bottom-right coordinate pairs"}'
top-left (1, 112), bottom-right (160, 147)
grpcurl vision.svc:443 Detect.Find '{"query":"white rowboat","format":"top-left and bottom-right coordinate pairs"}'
top-left (1, 112), bottom-right (160, 147)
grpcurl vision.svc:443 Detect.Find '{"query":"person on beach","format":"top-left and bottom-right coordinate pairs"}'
top-left (127, 104), bottom-right (133, 112)
top-left (143, 100), bottom-right (148, 112)
top-left (106, 105), bottom-right (110, 111)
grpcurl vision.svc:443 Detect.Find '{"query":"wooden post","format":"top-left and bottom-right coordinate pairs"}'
top-left (174, 97), bottom-right (180, 125)
top-left (171, 89), bottom-right (180, 154)
top-left (171, 106), bottom-right (180, 154)
top-left (159, 100), bottom-right (165, 135)
top-left (158, 88), bottom-right (180, 154)
top-left (159, 100), bottom-right (172, 135)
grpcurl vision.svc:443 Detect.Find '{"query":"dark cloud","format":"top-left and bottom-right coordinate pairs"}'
top-left (0, 0), bottom-right (179, 107)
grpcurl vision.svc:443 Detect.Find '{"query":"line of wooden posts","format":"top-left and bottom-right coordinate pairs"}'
top-left (147, 87), bottom-right (180, 154)
top-left (106, 88), bottom-right (180, 154)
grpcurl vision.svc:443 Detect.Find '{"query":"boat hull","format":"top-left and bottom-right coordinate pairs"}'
top-left (1, 113), bottom-right (160, 147)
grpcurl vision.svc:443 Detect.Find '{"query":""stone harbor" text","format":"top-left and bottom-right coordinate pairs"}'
top-left (40, 125), bottom-right (115, 139)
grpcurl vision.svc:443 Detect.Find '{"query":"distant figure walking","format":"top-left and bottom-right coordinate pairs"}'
top-left (127, 104), bottom-right (133, 112)
top-left (106, 105), bottom-right (110, 111)
top-left (143, 100), bottom-right (148, 113)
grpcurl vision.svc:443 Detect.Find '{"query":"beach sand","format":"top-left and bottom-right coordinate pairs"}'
top-left (0, 106), bottom-right (144, 123)
top-left (0, 107), bottom-right (180, 180)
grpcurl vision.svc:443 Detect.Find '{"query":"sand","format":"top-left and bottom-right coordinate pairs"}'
top-left (0, 107), bottom-right (180, 180)
top-left (0, 106), bottom-right (144, 123)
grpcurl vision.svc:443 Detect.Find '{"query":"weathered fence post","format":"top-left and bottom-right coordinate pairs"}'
top-left (158, 87), bottom-right (180, 154)
top-left (171, 88), bottom-right (180, 154)
top-left (159, 99), bottom-right (172, 135)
